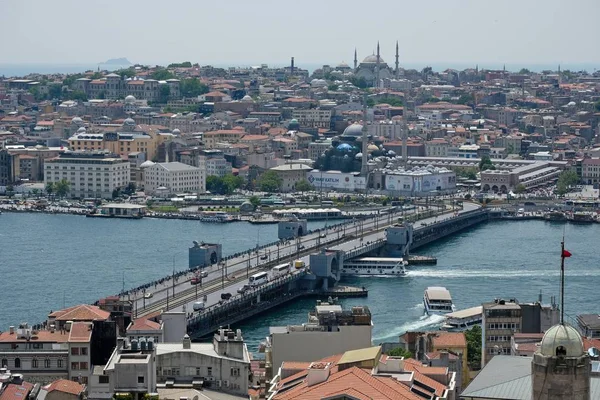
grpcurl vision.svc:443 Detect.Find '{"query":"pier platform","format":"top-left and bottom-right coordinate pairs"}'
top-left (316, 285), bottom-right (368, 298)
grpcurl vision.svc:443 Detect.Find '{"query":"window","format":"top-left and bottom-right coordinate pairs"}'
top-left (1, 359), bottom-right (6, 368)
top-left (71, 362), bottom-right (79, 370)
top-left (80, 362), bottom-right (88, 370)
top-left (137, 376), bottom-right (144, 384)
top-left (32, 359), bottom-right (38, 368)
top-left (14, 358), bottom-right (20, 368)
top-left (58, 359), bottom-right (63, 368)
top-left (44, 359), bottom-right (51, 368)
top-left (71, 347), bottom-right (80, 355)
top-left (230, 367), bottom-right (240, 377)
top-left (81, 347), bottom-right (88, 355)
top-left (207, 367), bottom-right (212, 376)
top-left (99, 375), bottom-right (109, 384)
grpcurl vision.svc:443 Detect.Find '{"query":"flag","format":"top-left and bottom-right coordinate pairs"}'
top-left (562, 249), bottom-right (572, 258)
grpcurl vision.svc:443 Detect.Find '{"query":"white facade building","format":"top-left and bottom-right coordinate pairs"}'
top-left (142, 162), bottom-right (205, 195)
top-left (384, 166), bottom-right (456, 195)
top-left (368, 120), bottom-right (405, 139)
top-left (44, 152), bottom-right (130, 199)
top-left (198, 150), bottom-right (231, 178)
top-left (306, 170), bottom-right (366, 192)
top-left (291, 109), bottom-right (332, 128)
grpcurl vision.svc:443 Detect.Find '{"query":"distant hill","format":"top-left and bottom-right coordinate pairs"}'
top-left (101, 58), bottom-right (132, 65)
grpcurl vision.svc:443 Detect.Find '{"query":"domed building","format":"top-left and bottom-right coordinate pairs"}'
top-left (288, 118), bottom-right (300, 131)
top-left (340, 123), bottom-right (364, 142)
top-left (241, 94), bottom-right (254, 103)
top-left (353, 41), bottom-right (400, 87)
top-left (140, 160), bottom-right (155, 168)
top-left (72, 116), bottom-right (84, 126)
top-left (122, 117), bottom-right (136, 132)
top-left (124, 95), bottom-right (136, 104)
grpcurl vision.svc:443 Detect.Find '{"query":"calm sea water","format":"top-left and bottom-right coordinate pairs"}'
top-left (1, 214), bottom-right (597, 351)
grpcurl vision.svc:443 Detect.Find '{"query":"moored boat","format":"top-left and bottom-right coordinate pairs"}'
top-left (424, 286), bottom-right (455, 315)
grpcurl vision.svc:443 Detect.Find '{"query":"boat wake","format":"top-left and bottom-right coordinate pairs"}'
top-left (373, 314), bottom-right (446, 342)
top-left (408, 269), bottom-right (600, 278)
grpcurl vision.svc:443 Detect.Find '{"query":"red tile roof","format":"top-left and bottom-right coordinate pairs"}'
top-left (432, 332), bottom-right (467, 348)
top-left (68, 322), bottom-right (93, 342)
top-left (49, 304), bottom-right (110, 322)
top-left (0, 329), bottom-right (69, 343)
top-left (0, 382), bottom-right (34, 400)
top-left (44, 379), bottom-right (85, 395)
top-left (128, 318), bottom-right (161, 331)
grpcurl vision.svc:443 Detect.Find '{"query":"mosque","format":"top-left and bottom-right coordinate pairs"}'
top-left (353, 41), bottom-right (400, 87)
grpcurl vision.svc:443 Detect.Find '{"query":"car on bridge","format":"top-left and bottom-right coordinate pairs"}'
top-left (237, 284), bottom-right (251, 294)
top-left (221, 292), bottom-right (232, 301)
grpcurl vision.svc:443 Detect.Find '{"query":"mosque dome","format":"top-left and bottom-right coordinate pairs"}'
top-left (123, 117), bottom-right (136, 126)
top-left (172, 128), bottom-right (181, 135)
top-left (367, 144), bottom-right (379, 153)
top-left (337, 62), bottom-right (350, 69)
top-left (539, 324), bottom-right (584, 357)
top-left (140, 160), bottom-right (155, 168)
top-left (241, 95), bottom-right (254, 103)
top-left (77, 126), bottom-right (86, 133)
top-left (125, 95), bottom-right (136, 104)
top-left (362, 54), bottom-right (385, 64)
top-left (337, 143), bottom-right (353, 152)
top-left (288, 118), bottom-right (300, 130)
top-left (72, 117), bottom-right (83, 125)
top-left (343, 123), bottom-right (363, 137)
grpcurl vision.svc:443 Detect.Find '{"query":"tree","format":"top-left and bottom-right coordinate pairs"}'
top-left (519, 68), bottom-right (531, 74)
top-left (31, 188), bottom-right (40, 198)
top-left (257, 170), bottom-right (282, 192)
top-left (465, 325), bottom-right (482, 370)
top-left (115, 68), bottom-right (136, 79)
top-left (456, 93), bottom-right (473, 105)
top-left (595, 100), bottom-right (600, 112)
top-left (556, 170), bottom-right (579, 195)
top-left (180, 78), bottom-right (209, 98)
top-left (479, 155), bottom-right (495, 171)
top-left (295, 179), bottom-right (315, 193)
top-left (54, 179), bottom-right (70, 198)
top-left (168, 61), bottom-right (192, 68)
top-left (46, 182), bottom-right (55, 196)
top-left (328, 84), bottom-right (339, 91)
top-left (48, 84), bottom-right (63, 100)
top-left (248, 195), bottom-right (260, 208)
top-left (62, 73), bottom-right (84, 88)
top-left (514, 184), bottom-right (526, 194)
top-left (151, 69), bottom-right (175, 80)
top-left (385, 347), bottom-right (413, 359)
top-left (222, 174), bottom-right (244, 193)
top-left (68, 90), bottom-right (88, 102)
top-left (90, 72), bottom-right (103, 79)
top-left (123, 182), bottom-right (136, 195)
top-left (349, 76), bottom-right (367, 89)
top-left (6, 185), bottom-right (14, 199)
top-left (158, 85), bottom-right (170, 104)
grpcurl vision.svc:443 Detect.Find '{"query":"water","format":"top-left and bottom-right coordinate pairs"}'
top-left (0, 212), bottom-right (328, 330)
top-left (1, 215), bottom-right (597, 352)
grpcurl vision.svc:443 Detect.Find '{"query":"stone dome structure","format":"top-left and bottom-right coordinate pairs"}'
top-left (367, 144), bottom-right (379, 153)
top-left (72, 117), bottom-right (83, 125)
top-left (125, 95), bottom-right (136, 104)
top-left (539, 324), bottom-right (584, 357)
top-left (123, 117), bottom-right (135, 126)
top-left (77, 126), bottom-right (86, 133)
top-left (288, 118), bottom-right (300, 131)
top-left (362, 54), bottom-right (385, 64)
top-left (172, 128), bottom-right (181, 135)
top-left (342, 123), bottom-right (363, 137)
top-left (241, 95), bottom-right (254, 103)
top-left (140, 160), bottom-right (155, 168)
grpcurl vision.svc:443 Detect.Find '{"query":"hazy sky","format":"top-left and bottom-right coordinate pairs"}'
top-left (2, 0), bottom-right (599, 68)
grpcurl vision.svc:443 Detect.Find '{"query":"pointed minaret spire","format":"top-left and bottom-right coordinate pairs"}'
top-left (361, 96), bottom-right (369, 176)
top-left (395, 40), bottom-right (399, 77)
top-left (354, 48), bottom-right (358, 71)
top-left (503, 64), bottom-right (506, 72)
top-left (375, 41), bottom-right (381, 88)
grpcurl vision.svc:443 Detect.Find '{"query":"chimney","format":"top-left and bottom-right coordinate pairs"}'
top-left (182, 334), bottom-right (191, 350)
top-left (9, 326), bottom-right (14, 335)
top-left (307, 362), bottom-right (331, 387)
top-left (236, 329), bottom-right (242, 341)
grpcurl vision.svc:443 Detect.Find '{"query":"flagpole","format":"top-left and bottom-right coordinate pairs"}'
top-left (560, 239), bottom-right (565, 325)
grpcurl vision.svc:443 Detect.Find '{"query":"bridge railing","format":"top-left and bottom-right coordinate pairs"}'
top-left (342, 239), bottom-right (386, 261)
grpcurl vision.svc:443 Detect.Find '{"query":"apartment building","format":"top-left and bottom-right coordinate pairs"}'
top-left (73, 75), bottom-right (180, 101)
top-left (142, 161), bottom-right (205, 195)
top-left (482, 299), bottom-right (522, 367)
top-left (202, 130), bottom-right (245, 149)
top-left (425, 139), bottom-right (451, 157)
top-left (198, 150), bottom-right (231, 177)
top-left (292, 109), bottom-right (332, 128)
top-left (44, 152), bottom-right (130, 199)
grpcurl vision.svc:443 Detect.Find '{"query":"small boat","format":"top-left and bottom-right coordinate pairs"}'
top-left (441, 306), bottom-right (482, 331)
top-left (424, 287), bottom-right (455, 315)
top-left (567, 211), bottom-right (594, 224)
top-left (199, 212), bottom-right (234, 223)
top-left (341, 257), bottom-right (407, 276)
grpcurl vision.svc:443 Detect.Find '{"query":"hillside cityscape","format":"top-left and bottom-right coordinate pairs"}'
top-left (2, 30), bottom-right (600, 400)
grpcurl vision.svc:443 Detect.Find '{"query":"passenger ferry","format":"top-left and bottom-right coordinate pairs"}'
top-left (423, 287), bottom-right (455, 314)
top-left (544, 210), bottom-right (567, 222)
top-left (441, 306), bottom-right (482, 331)
top-left (199, 212), bottom-right (234, 223)
top-left (567, 211), bottom-right (595, 224)
top-left (341, 257), bottom-right (407, 276)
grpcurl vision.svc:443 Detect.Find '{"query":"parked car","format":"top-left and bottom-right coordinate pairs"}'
top-left (221, 292), bottom-right (232, 301)
top-left (237, 285), bottom-right (250, 294)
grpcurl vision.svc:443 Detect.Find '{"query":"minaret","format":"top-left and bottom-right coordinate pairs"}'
top-left (558, 64), bottom-right (562, 85)
top-left (401, 121), bottom-right (408, 166)
top-left (354, 48), bottom-right (358, 71)
top-left (360, 97), bottom-right (369, 176)
top-left (375, 41), bottom-right (381, 88)
top-left (395, 40), bottom-right (399, 78)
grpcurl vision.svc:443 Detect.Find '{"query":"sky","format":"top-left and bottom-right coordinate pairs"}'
top-left (1, 0), bottom-right (599, 69)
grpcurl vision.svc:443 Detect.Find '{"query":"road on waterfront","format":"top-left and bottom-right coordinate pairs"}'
top-left (130, 202), bottom-right (479, 320)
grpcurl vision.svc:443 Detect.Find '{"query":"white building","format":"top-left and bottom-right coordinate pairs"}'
top-left (384, 166), bottom-right (456, 195)
top-left (368, 120), bottom-right (405, 139)
top-left (198, 150), bottom-right (231, 177)
top-left (155, 330), bottom-right (250, 397)
top-left (126, 319), bottom-right (164, 344)
top-left (44, 151), bottom-right (130, 199)
top-left (142, 161), bottom-right (205, 195)
top-left (305, 170), bottom-right (366, 192)
top-left (291, 109), bottom-right (332, 128)
top-left (266, 303), bottom-right (373, 375)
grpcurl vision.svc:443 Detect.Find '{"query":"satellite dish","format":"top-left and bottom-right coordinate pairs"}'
top-left (588, 347), bottom-right (600, 358)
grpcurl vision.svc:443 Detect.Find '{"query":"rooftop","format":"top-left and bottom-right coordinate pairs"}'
top-left (49, 304), bottom-right (110, 322)
top-left (128, 318), bottom-right (162, 332)
top-left (0, 382), bottom-right (34, 400)
top-left (337, 346), bottom-right (381, 365)
top-left (43, 379), bottom-right (85, 395)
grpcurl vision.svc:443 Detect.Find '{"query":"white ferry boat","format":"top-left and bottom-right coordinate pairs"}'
top-left (441, 305), bottom-right (482, 331)
top-left (423, 287), bottom-right (455, 314)
top-left (341, 257), bottom-right (407, 276)
top-left (199, 212), bottom-right (234, 223)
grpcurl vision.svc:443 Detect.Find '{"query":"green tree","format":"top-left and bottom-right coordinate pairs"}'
top-left (514, 184), bottom-right (526, 194)
top-left (206, 176), bottom-right (225, 194)
top-left (6, 185), bottom-right (15, 198)
top-left (31, 188), bottom-right (40, 198)
top-left (295, 179), bottom-right (315, 193)
top-left (465, 325), bottom-right (482, 370)
top-left (349, 76), bottom-right (368, 89)
top-left (90, 72), bottom-right (103, 79)
top-left (151, 69), bottom-right (175, 80)
top-left (28, 86), bottom-right (44, 101)
top-left (479, 155), bottom-right (495, 171)
top-left (375, 96), bottom-right (403, 107)
top-left (248, 195), bottom-right (261, 208)
top-left (123, 182), bottom-right (137, 195)
top-left (519, 68), bottom-right (531, 74)
top-left (180, 78), bottom-right (209, 98)
top-left (48, 84), bottom-right (63, 99)
top-left (62, 73), bottom-right (84, 88)
top-left (158, 85), bottom-right (170, 104)
top-left (54, 179), bottom-right (70, 198)
top-left (68, 90), bottom-right (88, 102)
top-left (328, 84), bottom-right (339, 91)
top-left (223, 174), bottom-right (244, 193)
top-left (45, 182), bottom-right (55, 196)
top-left (385, 347), bottom-right (413, 359)
top-left (257, 170), bottom-right (282, 192)
top-left (366, 97), bottom-right (376, 107)
top-left (456, 93), bottom-right (473, 105)
top-left (595, 100), bottom-right (600, 112)
top-left (556, 170), bottom-right (579, 195)
top-left (115, 68), bottom-right (136, 79)
top-left (168, 61), bottom-right (192, 68)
